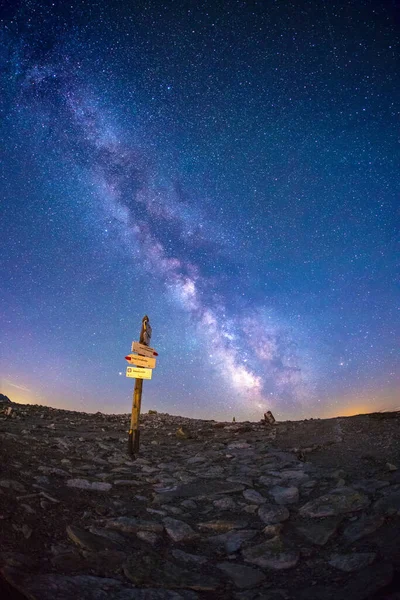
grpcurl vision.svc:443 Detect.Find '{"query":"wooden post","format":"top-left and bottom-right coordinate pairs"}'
top-left (128, 315), bottom-right (151, 456)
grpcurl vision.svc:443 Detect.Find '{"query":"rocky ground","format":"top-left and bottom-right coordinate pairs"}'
top-left (1, 396), bottom-right (400, 600)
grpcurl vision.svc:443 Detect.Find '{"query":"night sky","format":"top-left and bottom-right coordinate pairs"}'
top-left (1, 0), bottom-right (399, 422)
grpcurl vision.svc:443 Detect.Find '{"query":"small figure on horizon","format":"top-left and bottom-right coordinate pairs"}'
top-left (232, 416), bottom-right (236, 422)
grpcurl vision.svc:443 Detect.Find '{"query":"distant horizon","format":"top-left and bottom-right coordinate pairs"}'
top-left (3, 392), bottom-right (400, 424)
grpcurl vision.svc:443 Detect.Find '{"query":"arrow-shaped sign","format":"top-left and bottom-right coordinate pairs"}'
top-left (131, 341), bottom-right (158, 357)
top-left (125, 354), bottom-right (156, 369)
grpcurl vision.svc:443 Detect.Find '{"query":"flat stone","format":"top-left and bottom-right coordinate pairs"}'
top-left (242, 536), bottom-right (299, 570)
top-left (269, 486), bottom-right (299, 505)
top-left (259, 475), bottom-right (282, 487)
top-left (186, 456), bottom-right (207, 464)
top-left (197, 519), bottom-right (248, 533)
top-left (258, 504), bottom-right (290, 524)
top-left (263, 524), bottom-right (283, 537)
top-left (136, 531), bottom-right (160, 545)
top-left (123, 555), bottom-right (218, 591)
top-left (113, 479), bottom-right (142, 486)
top-left (243, 489), bottom-right (266, 504)
top-left (80, 549), bottom-right (128, 573)
top-left (200, 465), bottom-right (225, 478)
top-left (299, 487), bottom-right (369, 518)
top-left (163, 517), bottom-right (198, 542)
top-left (277, 470), bottom-right (310, 485)
top-left (207, 529), bottom-right (258, 553)
top-left (66, 479), bottom-right (111, 491)
top-left (227, 476), bottom-right (254, 487)
top-left (328, 552), bottom-right (376, 572)
top-left (228, 442), bottom-right (252, 449)
top-left (181, 500), bottom-right (197, 509)
top-left (38, 466), bottom-right (69, 477)
top-left (66, 525), bottom-right (121, 552)
top-left (1, 568), bottom-right (199, 599)
top-left (172, 549), bottom-right (208, 565)
top-left (295, 517), bottom-right (342, 546)
top-left (154, 480), bottom-right (245, 501)
top-left (353, 479), bottom-right (390, 494)
top-left (106, 516), bottom-right (164, 533)
top-left (0, 552), bottom-right (38, 569)
top-left (147, 508), bottom-right (167, 516)
top-left (373, 490), bottom-right (400, 515)
top-left (88, 524), bottom-right (126, 543)
top-left (90, 481), bottom-right (112, 491)
top-left (243, 504), bottom-right (258, 514)
top-left (342, 514), bottom-right (385, 543)
top-left (217, 562), bottom-right (266, 589)
top-left (0, 479), bottom-right (26, 492)
top-left (162, 505), bottom-right (183, 515)
top-left (213, 497), bottom-right (237, 510)
top-left (50, 548), bottom-right (84, 571)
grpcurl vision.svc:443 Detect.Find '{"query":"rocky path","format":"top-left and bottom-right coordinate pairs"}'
top-left (1, 400), bottom-right (400, 599)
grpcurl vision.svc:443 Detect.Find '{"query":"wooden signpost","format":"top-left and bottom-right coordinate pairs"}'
top-left (127, 315), bottom-right (157, 456)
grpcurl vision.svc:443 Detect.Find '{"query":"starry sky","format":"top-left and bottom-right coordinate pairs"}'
top-left (1, 0), bottom-right (399, 422)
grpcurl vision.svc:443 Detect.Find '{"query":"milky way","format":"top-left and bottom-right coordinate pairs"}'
top-left (1, 1), bottom-right (398, 420)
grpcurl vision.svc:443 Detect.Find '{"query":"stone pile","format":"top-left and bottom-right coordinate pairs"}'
top-left (0, 403), bottom-right (400, 599)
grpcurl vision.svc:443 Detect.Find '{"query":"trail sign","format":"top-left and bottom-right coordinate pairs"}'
top-left (126, 366), bottom-right (152, 380)
top-left (125, 354), bottom-right (156, 369)
top-left (131, 342), bottom-right (158, 357)
top-left (128, 315), bottom-right (156, 456)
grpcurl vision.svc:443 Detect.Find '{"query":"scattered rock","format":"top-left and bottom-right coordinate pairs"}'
top-left (242, 536), bottom-right (299, 570)
top-left (66, 479), bottom-right (112, 491)
top-left (172, 549), bottom-right (208, 565)
top-left (328, 552), bottom-right (376, 572)
top-left (243, 489), bottom-right (266, 504)
top-left (106, 516), bottom-right (164, 534)
top-left (208, 529), bottom-right (258, 553)
top-left (295, 517), bottom-right (342, 546)
top-left (197, 519), bottom-right (248, 533)
top-left (163, 517), bottom-right (198, 542)
top-left (373, 489), bottom-right (400, 515)
top-left (155, 480), bottom-right (245, 501)
top-left (342, 513), bottom-right (385, 543)
top-left (227, 442), bottom-right (251, 450)
top-left (123, 554), bottom-right (218, 591)
top-left (299, 487), bottom-right (369, 518)
top-left (258, 504), bottom-right (290, 524)
top-left (66, 525), bottom-right (119, 552)
top-left (217, 562), bottom-right (266, 588)
top-left (213, 496), bottom-right (237, 510)
top-left (0, 479), bottom-right (26, 493)
top-left (269, 486), bottom-right (299, 505)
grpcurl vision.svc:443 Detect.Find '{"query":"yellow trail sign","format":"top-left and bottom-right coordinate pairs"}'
top-left (126, 366), bottom-right (152, 380)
